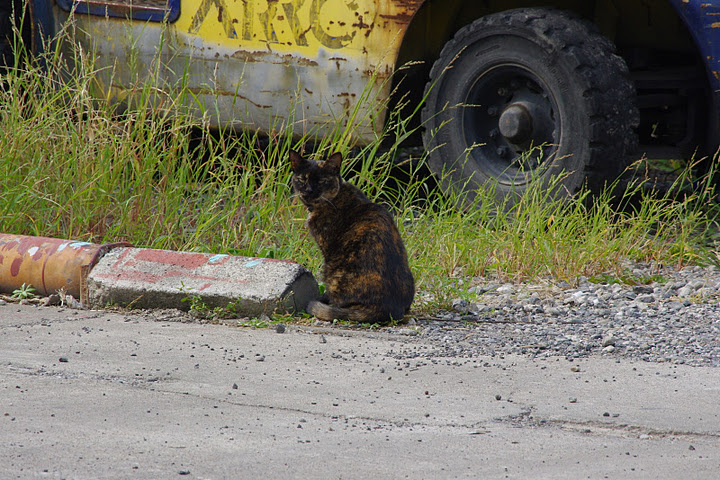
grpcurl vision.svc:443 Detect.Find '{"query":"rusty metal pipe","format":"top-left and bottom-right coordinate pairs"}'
top-left (0, 234), bottom-right (130, 300)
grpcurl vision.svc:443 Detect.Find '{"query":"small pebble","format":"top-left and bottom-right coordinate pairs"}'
top-left (275, 324), bottom-right (286, 334)
top-left (633, 286), bottom-right (653, 294)
top-left (44, 294), bottom-right (62, 307)
top-left (678, 286), bottom-right (694, 297)
top-left (64, 295), bottom-right (83, 309)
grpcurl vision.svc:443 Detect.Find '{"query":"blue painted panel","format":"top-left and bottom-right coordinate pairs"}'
top-left (670, 0), bottom-right (720, 91)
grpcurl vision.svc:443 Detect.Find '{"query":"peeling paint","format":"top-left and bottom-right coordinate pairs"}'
top-left (51, 0), bottom-right (426, 143)
top-left (244, 259), bottom-right (264, 268)
top-left (208, 254), bottom-right (230, 264)
top-left (671, 0), bottom-right (720, 108)
top-left (10, 258), bottom-right (22, 277)
top-left (69, 241), bottom-right (94, 248)
top-left (134, 249), bottom-right (211, 269)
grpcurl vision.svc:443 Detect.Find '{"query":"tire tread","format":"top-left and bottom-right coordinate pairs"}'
top-left (422, 7), bottom-right (639, 196)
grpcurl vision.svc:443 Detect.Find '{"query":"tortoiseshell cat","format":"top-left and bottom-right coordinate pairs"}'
top-left (289, 150), bottom-right (414, 324)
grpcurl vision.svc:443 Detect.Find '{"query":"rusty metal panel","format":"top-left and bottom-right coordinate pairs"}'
top-left (0, 234), bottom-right (129, 299)
top-left (53, 0), bottom-right (427, 143)
top-left (56, 0), bottom-right (181, 22)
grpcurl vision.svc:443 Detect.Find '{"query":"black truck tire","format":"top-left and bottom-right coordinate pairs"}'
top-left (0, 2), bottom-right (14, 70)
top-left (0, 0), bottom-right (27, 73)
top-left (421, 7), bottom-right (639, 206)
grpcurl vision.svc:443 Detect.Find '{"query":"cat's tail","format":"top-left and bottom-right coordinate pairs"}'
top-left (307, 300), bottom-right (399, 324)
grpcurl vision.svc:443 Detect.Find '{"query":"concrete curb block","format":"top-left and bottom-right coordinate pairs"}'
top-left (87, 247), bottom-right (320, 315)
top-left (1, 234), bottom-right (320, 316)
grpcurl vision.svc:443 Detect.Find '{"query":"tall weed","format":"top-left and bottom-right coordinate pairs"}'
top-left (0, 25), bottom-right (717, 305)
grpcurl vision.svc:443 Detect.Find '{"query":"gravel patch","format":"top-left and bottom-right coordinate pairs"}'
top-left (396, 263), bottom-right (720, 367)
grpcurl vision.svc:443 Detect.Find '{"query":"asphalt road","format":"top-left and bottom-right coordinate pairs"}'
top-left (1, 303), bottom-right (718, 479)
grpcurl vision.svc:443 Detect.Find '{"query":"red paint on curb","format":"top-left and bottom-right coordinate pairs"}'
top-left (110, 248), bottom-right (134, 270)
top-left (134, 250), bottom-right (210, 269)
top-left (256, 257), bottom-right (299, 265)
top-left (92, 270), bottom-right (249, 285)
top-left (105, 270), bottom-right (167, 284)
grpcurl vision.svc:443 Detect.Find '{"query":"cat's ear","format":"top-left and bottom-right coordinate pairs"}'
top-left (325, 152), bottom-right (343, 175)
top-left (289, 149), bottom-right (306, 172)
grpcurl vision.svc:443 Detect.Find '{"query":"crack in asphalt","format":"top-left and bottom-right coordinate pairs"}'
top-left (7, 362), bottom-right (718, 441)
top-left (495, 406), bottom-right (720, 440)
top-left (4, 363), bottom-right (164, 387)
top-left (4, 362), bottom-right (509, 432)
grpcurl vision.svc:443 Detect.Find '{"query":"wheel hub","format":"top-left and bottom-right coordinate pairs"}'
top-left (498, 103), bottom-right (533, 145)
top-left (462, 65), bottom-right (560, 183)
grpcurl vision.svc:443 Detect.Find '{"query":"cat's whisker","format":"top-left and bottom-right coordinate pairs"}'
top-left (319, 195), bottom-right (337, 209)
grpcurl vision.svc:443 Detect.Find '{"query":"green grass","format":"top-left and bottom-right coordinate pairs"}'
top-left (1, 30), bottom-right (718, 316)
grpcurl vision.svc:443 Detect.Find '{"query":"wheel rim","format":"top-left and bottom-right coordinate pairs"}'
top-left (461, 64), bottom-right (560, 186)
